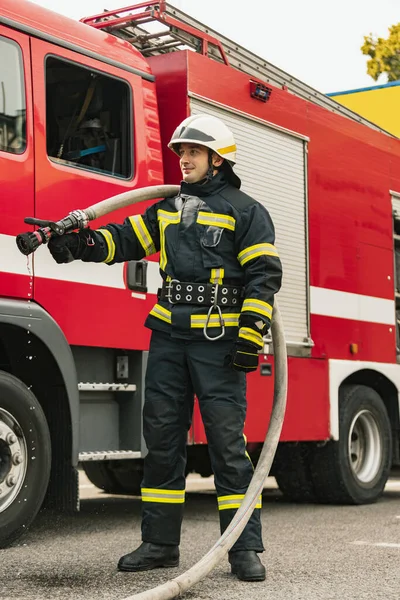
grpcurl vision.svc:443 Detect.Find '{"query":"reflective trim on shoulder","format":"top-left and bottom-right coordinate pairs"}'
top-left (157, 209), bottom-right (181, 224)
top-left (242, 298), bottom-right (273, 320)
top-left (96, 228), bottom-right (116, 264)
top-left (141, 487), bottom-right (185, 504)
top-left (128, 215), bottom-right (156, 256)
top-left (149, 303), bottom-right (172, 324)
top-left (238, 243), bottom-right (279, 266)
top-left (191, 313), bottom-right (240, 328)
top-left (238, 326), bottom-right (263, 348)
top-left (217, 494), bottom-right (262, 510)
top-left (197, 211), bottom-right (236, 231)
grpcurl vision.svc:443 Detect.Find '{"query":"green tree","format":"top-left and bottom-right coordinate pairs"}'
top-left (361, 23), bottom-right (400, 82)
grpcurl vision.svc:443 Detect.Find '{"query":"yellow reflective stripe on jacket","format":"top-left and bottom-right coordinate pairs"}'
top-left (149, 303), bottom-right (172, 325)
top-left (96, 228), bottom-right (116, 264)
top-left (141, 487), bottom-right (185, 504)
top-left (210, 268), bottom-right (224, 284)
top-left (157, 209), bottom-right (181, 223)
top-left (128, 215), bottom-right (156, 256)
top-left (242, 298), bottom-right (273, 320)
top-left (197, 211), bottom-right (236, 231)
top-left (157, 210), bottom-right (181, 271)
top-left (217, 494), bottom-right (262, 510)
top-left (159, 222), bottom-right (167, 270)
top-left (191, 313), bottom-right (240, 328)
top-left (238, 326), bottom-right (263, 348)
top-left (238, 243), bottom-right (279, 266)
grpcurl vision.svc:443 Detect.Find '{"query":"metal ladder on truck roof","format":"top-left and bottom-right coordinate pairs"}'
top-left (81, 1), bottom-right (391, 135)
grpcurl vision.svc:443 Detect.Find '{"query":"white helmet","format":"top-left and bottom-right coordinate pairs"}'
top-left (168, 114), bottom-right (237, 165)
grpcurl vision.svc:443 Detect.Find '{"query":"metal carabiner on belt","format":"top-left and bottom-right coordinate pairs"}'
top-left (203, 284), bottom-right (226, 341)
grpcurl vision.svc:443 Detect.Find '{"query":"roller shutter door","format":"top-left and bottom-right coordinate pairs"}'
top-left (191, 97), bottom-right (310, 347)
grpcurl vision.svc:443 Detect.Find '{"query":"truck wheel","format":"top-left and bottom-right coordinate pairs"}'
top-left (273, 442), bottom-right (316, 502)
top-left (311, 385), bottom-right (392, 504)
top-left (0, 371), bottom-right (51, 548)
top-left (82, 460), bottom-right (143, 495)
top-left (82, 461), bottom-right (125, 494)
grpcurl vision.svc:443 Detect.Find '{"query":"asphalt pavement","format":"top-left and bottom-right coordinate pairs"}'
top-left (1, 474), bottom-right (399, 600)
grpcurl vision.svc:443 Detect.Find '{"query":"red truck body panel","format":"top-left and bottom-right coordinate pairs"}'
top-left (2, 0), bottom-right (400, 448)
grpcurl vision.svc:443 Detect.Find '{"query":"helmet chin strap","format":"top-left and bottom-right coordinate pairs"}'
top-left (192, 149), bottom-right (216, 186)
top-left (205, 149), bottom-right (215, 182)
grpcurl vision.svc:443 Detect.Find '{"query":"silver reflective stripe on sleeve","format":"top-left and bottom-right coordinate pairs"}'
top-left (129, 215), bottom-right (157, 256)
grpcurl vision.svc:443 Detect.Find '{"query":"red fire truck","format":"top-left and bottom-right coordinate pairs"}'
top-left (1, 0), bottom-right (400, 548)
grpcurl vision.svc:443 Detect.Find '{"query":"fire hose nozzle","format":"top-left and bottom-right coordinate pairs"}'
top-left (16, 230), bottom-right (45, 255)
top-left (15, 210), bottom-right (91, 256)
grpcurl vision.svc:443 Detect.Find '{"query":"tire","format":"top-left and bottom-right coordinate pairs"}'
top-left (310, 385), bottom-right (392, 504)
top-left (0, 371), bottom-right (51, 548)
top-left (82, 461), bottom-right (124, 494)
top-left (273, 442), bottom-right (317, 502)
top-left (83, 460), bottom-right (143, 495)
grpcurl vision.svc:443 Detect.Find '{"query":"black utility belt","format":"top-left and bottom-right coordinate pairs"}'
top-left (158, 280), bottom-right (244, 307)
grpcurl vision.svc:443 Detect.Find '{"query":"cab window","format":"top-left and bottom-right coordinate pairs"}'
top-left (0, 37), bottom-right (26, 154)
top-left (46, 56), bottom-right (132, 179)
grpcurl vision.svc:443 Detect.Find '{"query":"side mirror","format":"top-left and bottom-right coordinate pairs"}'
top-left (125, 260), bottom-right (148, 293)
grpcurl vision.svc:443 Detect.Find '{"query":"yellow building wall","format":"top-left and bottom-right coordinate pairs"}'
top-left (330, 84), bottom-right (400, 138)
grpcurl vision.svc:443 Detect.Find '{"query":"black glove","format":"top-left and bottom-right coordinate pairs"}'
top-left (48, 230), bottom-right (94, 264)
top-left (225, 314), bottom-right (268, 373)
top-left (225, 339), bottom-right (260, 373)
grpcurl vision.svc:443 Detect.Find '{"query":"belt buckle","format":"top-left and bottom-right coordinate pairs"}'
top-left (165, 279), bottom-right (180, 305)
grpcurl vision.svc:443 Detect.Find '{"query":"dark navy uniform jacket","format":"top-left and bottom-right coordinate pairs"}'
top-left (84, 172), bottom-right (282, 342)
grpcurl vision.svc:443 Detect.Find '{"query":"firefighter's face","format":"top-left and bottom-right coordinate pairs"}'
top-left (178, 143), bottom-right (223, 183)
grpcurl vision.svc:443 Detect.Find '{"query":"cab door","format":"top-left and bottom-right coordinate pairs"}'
top-left (0, 26), bottom-right (34, 299)
top-left (29, 38), bottom-right (153, 348)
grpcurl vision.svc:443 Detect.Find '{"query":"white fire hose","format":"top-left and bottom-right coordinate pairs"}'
top-left (17, 185), bottom-right (288, 600)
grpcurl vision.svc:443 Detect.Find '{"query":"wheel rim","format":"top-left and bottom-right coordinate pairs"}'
top-left (0, 408), bottom-right (28, 512)
top-left (348, 409), bottom-right (382, 484)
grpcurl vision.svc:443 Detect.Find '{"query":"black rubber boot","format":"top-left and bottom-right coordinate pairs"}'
top-left (229, 550), bottom-right (266, 581)
top-left (118, 542), bottom-right (180, 572)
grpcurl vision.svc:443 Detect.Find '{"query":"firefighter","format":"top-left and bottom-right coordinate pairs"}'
top-left (48, 114), bottom-right (282, 582)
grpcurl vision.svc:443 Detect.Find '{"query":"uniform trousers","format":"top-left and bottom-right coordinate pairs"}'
top-left (141, 330), bottom-right (264, 552)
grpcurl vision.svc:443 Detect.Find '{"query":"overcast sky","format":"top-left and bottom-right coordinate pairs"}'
top-left (30, 0), bottom-right (399, 94)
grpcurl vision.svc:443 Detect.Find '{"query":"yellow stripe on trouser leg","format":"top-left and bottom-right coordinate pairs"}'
top-left (141, 488), bottom-right (185, 504)
top-left (218, 493), bottom-right (262, 510)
